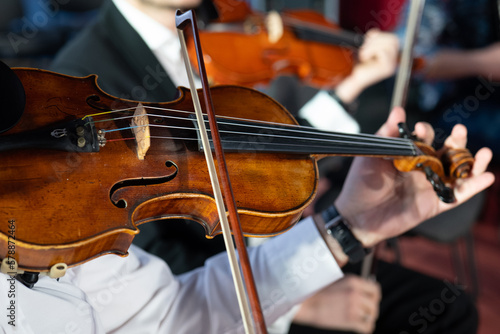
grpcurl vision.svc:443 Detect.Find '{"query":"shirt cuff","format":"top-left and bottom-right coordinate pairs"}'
top-left (298, 90), bottom-right (360, 133)
top-left (248, 217), bottom-right (344, 319)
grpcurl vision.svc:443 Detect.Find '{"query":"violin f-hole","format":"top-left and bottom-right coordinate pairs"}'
top-left (109, 160), bottom-right (179, 208)
top-left (86, 94), bottom-right (109, 111)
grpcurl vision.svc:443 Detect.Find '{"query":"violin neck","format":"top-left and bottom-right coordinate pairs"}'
top-left (282, 15), bottom-right (364, 49)
top-left (206, 117), bottom-right (418, 158)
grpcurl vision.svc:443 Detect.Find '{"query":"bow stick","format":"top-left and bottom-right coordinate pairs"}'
top-left (176, 10), bottom-right (267, 334)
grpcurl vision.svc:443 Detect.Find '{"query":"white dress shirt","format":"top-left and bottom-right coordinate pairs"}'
top-left (0, 218), bottom-right (342, 334)
top-left (113, 0), bottom-right (199, 89)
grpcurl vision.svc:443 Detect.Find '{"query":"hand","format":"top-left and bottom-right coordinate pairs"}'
top-left (335, 107), bottom-right (495, 247)
top-left (353, 29), bottom-right (400, 88)
top-left (336, 29), bottom-right (399, 104)
top-left (293, 274), bottom-right (381, 334)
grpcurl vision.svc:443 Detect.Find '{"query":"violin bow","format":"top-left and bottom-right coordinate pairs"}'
top-left (362, 0), bottom-right (426, 280)
top-left (176, 10), bottom-right (267, 334)
top-left (390, 0), bottom-right (426, 109)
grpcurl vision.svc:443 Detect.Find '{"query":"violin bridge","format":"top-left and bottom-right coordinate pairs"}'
top-left (131, 103), bottom-right (151, 160)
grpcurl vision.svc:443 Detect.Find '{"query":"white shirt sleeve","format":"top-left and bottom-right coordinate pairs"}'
top-left (298, 90), bottom-right (360, 134)
top-left (1, 217), bottom-right (342, 334)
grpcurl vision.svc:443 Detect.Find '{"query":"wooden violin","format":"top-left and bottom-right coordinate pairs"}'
top-left (187, 1), bottom-right (424, 89)
top-left (0, 62), bottom-right (472, 274)
top-left (189, 7), bottom-right (360, 89)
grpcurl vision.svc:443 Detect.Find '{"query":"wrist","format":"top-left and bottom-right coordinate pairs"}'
top-left (313, 214), bottom-right (349, 267)
top-left (334, 74), bottom-right (366, 104)
top-left (314, 205), bottom-right (370, 265)
top-left (327, 91), bottom-right (352, 113)
top-left (333, 204), bottom-right (378, 248)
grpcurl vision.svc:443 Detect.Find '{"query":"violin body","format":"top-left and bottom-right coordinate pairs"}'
top-left (190, 10), bottom-right (357, 89)
top-left (0, 68), bottom-right (317, 272)
top-left (0, 67), bottom-right (472, 273)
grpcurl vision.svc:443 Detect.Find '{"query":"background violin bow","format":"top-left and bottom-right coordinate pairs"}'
top-left (391, 0), bottom-right (425, 109)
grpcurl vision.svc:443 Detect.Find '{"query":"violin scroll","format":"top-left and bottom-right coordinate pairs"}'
top-left (393, 138), bottom-right (474, 203)
top-left (441, 148), bottom-right (474, 179)
top-left (435, 147), bottom-right (474, 203)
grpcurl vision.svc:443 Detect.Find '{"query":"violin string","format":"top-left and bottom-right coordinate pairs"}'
top-left (149, 136), bottom-right (413, 154)
top-left (101, 120), bottom-right (415, 152)
top-left (86, 105), bottom-right (410, 144)
top-left (97, 121), bottom-right (416, 155)
top-left (105, 133), bottom-right (413, 157)
top-left (100, 119), bottom-right (411, 148)
top-left (108, 125), bottom-right (416, 156)
top-left (106, 137), bottom-right (135, 142)
top-left (107, 112), bottom-right (411, 146)
top-left (167, 123), bottom-right (411, 150)
top-left (86, 105), bottom-right (401, 140)
top-left (103, 134), bottom-right (411, 154)
top-left (85, 106), bottom-right (416, 152)
top-left (82, 107), bottom-right (136, 120)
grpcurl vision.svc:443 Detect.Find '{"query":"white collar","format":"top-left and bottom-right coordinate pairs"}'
top-left (112, 0), bottom-right (199, 88)
top-left (112, 0), bottom-right (178, 52)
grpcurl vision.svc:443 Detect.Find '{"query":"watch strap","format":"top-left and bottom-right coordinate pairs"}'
top-left (323, 205), bottom-right (368, 264)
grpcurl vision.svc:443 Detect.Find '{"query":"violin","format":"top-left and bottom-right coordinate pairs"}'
top-left (189, 7), bottom-right (359, 89)
top-left (187, 1), bottom-right (423, 89)
top-left (0, 61), bottom-right (473, 274)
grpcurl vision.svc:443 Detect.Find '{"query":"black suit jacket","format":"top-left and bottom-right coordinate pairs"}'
top-left (51, 0), bottom-right (178, 102)
top-left (51, 0), bottom-right (226, 274)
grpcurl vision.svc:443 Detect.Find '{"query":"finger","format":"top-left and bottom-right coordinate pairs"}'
top-left (362, 28), bottom-right (381, 44)
top-left (413, 121), bottom-right (435, 145)
top-left (376, 106), bottom-right (406, 137)
top-left (352, 321), bottom-right (374, 334)
top-left (355, 305), bottom-right (379, 334)
top-left (361, 32), bottom-right (399, 56)
top-left (359, 38), bottom-right (391, 59)
top-left (359, 46), bottom-right (395, 67)
top-left (357, 279), bottom-right (382, 301)
top-left (365, 28), bottom-right (381, 36)
top-left (455, 171), bottom-right (495, 203)
top-left (341, 276), bottom-right (381, 302)
top-left (359, 294), bottom-right (380, 318)
top-left (471, 147), bottom-right (493, 176)
top-left (358, 282), bottom-right (382, 319)
top-left (358, 45), bottom-right (377, 62)
top-left (454, 148), bottom-right (495, 202)
top-left (444, 123), bottom-right (468, 149)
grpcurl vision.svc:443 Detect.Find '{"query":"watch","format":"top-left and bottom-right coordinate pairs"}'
top-left (322, 205), bottom-right (368, 264)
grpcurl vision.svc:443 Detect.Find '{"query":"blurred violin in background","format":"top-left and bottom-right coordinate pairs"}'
top-left (190, 0), bottom-right (360, 89)
top-left (187, 0), bottom-right (424, 89)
